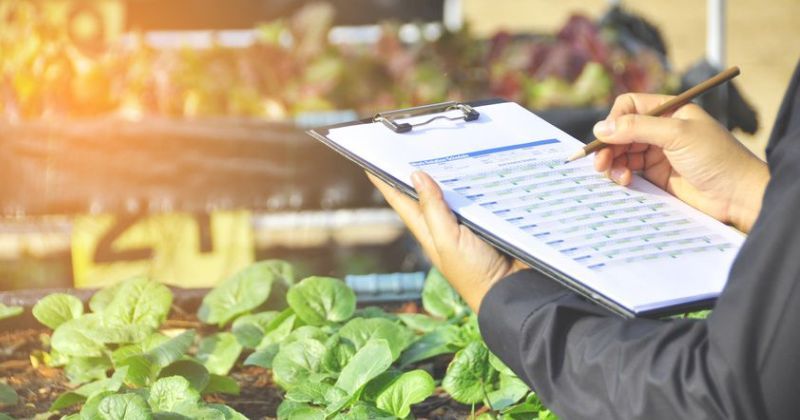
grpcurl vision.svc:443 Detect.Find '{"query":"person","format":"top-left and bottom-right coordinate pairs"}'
top-left (369, 60), bottom-right (800, 419)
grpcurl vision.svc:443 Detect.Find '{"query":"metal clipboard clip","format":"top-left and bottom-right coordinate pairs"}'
top-left (374, 101), bottom-right (480, 133)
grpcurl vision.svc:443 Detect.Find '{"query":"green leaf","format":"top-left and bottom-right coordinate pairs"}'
top-left (362, 370), bottom-right (401, 402)
top-left (399, 324), bottom-right (463, 367)
top-left (397, 313), bottom-right (445, 333)
top-left (0, 413), bottom-right (15, 420)
top-left (51, 391), bottom-right (86, 411)
top-left (32, 293), bottom-right (84, 329)
top-left (202, 375), bottom-right (240, 396)
top-left (284, 380), bottom-right (333, 405)
top-left (256, 310), bottom-right (296, 350)
top-left (261, 259), bottom-right (296, 286)
top-left (119, 355), bottom-right (159, 388)
top-left (459, 315), bottom-right (483, 344)
top-left (286, 277), bottom-right (356, 326)
top-left (537, 408), bottom-right (559, 420)
top-left (271, 338), bottom-right (326, 389)
top-left (147, 376), bottom-right (201, 413)
top-left (89, 282), bottom-right (124, 313)
top-left (50, 315), bottom-right (106, 357)
top-left (285, 326), bottom-right (328, 343)
top-left (250, 325), bottom-right (328, 371)
top-left (80, 390), bottom-right (116, 419)
top-left (276, 400), bottom-right (325, 420)
top-left (335, 339), bottom-right (393, 396)
top-left (501, 402), bottom-right (540, 417)
top-left (231, 311), bottom-right (279, 348)
top-left (487, 373), bottom-right (530, 411)
top-left (144, 330), bottom-right (196, 368)
top-left (51, 367), bottom-right (129, 411)
top-left (487, 354), bottom-right (531, 411)
top-left (351, 307), bottom-right (398, 321)
top-left (119, 330), bottom-right (196, 386)
top-left (0, 303), bottom-right (23, 321)
top-left (198, 261), bottom-right (282, 327)
top-left (684, 310), bottom-right (711, 319)
top-left (501, 402), bottom-right (542, 419)
top-left (421, 268), bottom-right (468, 319)
top-left (158, 360), bottom-right (210, 392)
top-left (112, 334), bottom-right (170, 367)
top-left (337, 318), bottom-right (415, 361)
top-left (375, 370), bottom-right (435, 418)
top-left (65, 356), bottom-right (112, 384)
top-left (97, 393), bottom-right (153, 420)
top-left (206, 404), bottom-right (248, 420)
top-left (331, 402), bottom-right (395, 420)
top-left (243, 344), bottom-right (280, 369)
top-left (152, 413), bottom-right (192, 420)
top-left (103, 277), bottom-right (173, 331)
top-left (196, 333), bottom-right (243, 376)
top-left (321, 335), bottom-right (356, 374)
top-left (0, 383), bottom-right (17, 406)
top-left (442, 341), bottom-right (495, 404)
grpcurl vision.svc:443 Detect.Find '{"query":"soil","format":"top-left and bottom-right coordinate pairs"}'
top-left (0, 310), bottom-right (473, 420)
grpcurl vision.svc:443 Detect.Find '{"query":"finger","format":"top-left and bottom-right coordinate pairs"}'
top-left (594, 148), bottom-right (613, 172)
top-left (609, 165), bottom-right (632, 186)
top-left (611, 143), bottom-right (630, 159)
top-left (594, 114), bottom-right (686, 150)
top-left (367, 173), bottom-right (423, 225)
top-left (367, 173), bottom-right (442, 266)
top-left (607, 155), bottom-right (632, 185)
top-left (628, 142), bottom-right (650, 154)
top-left (595, 143), bottom-right (635, 172)
top-left (411, 171), bottom-right (461, 258)
top-left (624, 152), bottom-right (646, 171)
top-left (606, 154), bottom-right (629, 185)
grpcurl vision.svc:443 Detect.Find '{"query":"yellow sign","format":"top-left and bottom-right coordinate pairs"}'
top-left (72, 211), bottom-right (254, 289)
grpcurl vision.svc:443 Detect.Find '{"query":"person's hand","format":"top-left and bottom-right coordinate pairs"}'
top-left (368, 171), bottom-right (527, 313)
top-left (593, 93), bottom-right (769, 233)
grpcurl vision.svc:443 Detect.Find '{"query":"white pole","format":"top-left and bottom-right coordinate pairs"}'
top-left (707, 0), bottom-right (728, 125)
top-left (707, 0), bottom-right (726, 68)
top-left (443, 0), bottom-right (463, 32)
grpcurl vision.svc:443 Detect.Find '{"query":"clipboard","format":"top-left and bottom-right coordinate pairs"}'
top-left (307, 99), bottom-right (743, 318)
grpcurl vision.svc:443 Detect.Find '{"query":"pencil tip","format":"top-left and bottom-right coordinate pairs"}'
top-left (565, 149), bottom-right (585, 163)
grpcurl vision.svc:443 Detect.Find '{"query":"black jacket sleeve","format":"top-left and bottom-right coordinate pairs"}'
top-left (478, 99), bottom-right (800, 420)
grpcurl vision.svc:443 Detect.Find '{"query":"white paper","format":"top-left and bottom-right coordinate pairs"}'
top-left (325, 102), bottom-right (744, 314)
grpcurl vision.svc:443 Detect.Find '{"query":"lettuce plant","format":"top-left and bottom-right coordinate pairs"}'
top-left (30, 274), bottom-right (253, 419)
top-left (18, 260), bottom-right (556, 420)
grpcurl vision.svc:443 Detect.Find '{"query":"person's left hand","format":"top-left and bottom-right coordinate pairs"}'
top-left (368, 171), bottom-right (527, 313)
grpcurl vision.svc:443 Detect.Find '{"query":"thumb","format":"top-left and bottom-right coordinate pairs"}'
top-left (411, 171), bottom-right (461, 254)
top-left (593, 114), bottom-right (685, 150)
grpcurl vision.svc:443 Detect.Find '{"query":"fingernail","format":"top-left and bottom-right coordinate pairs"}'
top-left (610, 167), bottom-right (625, 182)
top-left (411, 171), bottom-right (425, 191)
top-left (594, 120), bottom-right (615, 137)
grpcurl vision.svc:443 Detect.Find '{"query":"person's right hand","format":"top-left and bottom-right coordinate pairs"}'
top-left (593, 93), bottom-right (769, 233)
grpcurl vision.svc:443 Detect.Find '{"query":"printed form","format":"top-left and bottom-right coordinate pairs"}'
top-left (325, 102), bottom-right (745, 315)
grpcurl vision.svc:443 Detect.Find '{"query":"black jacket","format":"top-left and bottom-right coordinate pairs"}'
top-left (479, 60), bottom-right (800, 420)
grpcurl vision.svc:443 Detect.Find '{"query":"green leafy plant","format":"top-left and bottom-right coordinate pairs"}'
top-left (21, 260), bottom-right (556, 419)
top-left (234, 266), bottom-right (552, 419)
top-left (30, 275), bottom-right (248, 419)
